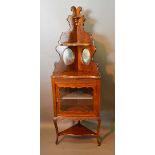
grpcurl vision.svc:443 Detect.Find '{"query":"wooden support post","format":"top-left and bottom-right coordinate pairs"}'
top-left (53, 118), bottom-right (59, 145)
top-left (96, 119), bottom-right (101, 146)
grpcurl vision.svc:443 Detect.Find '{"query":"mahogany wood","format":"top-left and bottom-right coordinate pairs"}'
top-left (51, 6), bottom-right (101, 146)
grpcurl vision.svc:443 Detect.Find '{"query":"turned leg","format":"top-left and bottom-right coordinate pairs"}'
top-left (97, 119), bottom-right (101, 146)
top-left (53, 118), bottom-right (59, 145)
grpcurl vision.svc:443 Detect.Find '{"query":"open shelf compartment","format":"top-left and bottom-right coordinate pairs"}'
top-left (59, 87), bottom-right (94, 112)
top-left (58, 122), bottom-right (96, 136)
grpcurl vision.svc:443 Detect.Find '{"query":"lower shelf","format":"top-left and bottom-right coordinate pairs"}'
top-left (53, 118), bottom-right (101, 146)
top-left (58, 122), bottom-right (96, 136)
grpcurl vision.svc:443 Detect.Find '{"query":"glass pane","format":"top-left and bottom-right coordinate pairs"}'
top-left (82, 48), bottom-right (91, 65)
top-left (59, 88), bottom-right (93, 112)
top-left (63, 48), bottom-right (75, 65)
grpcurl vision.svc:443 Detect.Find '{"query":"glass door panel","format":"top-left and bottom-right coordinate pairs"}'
top-left (59, 87), bottom-right (93, 112)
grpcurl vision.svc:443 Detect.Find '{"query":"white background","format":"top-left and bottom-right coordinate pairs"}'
top-left (0, 0), bottom-right (155, 155)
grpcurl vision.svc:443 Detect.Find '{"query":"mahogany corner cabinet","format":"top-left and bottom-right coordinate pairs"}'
top-left (51, 6), bottom-right (101, 146)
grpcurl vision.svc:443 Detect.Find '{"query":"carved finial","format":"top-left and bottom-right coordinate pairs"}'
top-left (71, 6), bottom-right (76, 16)
top-left (70, 6), bottom-right (82, 16)
top-left (77, 6), bottom-right (82, 16)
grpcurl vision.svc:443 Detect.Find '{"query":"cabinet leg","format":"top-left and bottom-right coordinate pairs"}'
top-left (97, 119), bottom-right (101, 146)
top-left (53, 118), bottom-right (59, 145)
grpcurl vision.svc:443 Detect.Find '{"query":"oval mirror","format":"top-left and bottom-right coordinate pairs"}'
top-left (82, 48), bottom-right (91, 65)
top-left (63, 48), bottom-right (75, 65)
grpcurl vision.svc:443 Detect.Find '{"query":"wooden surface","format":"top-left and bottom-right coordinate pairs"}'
top-left (52, 78), bottom-right (100, 117)
top-left (51, 6), bottom-right (101, 146)
top-left (58, 122), bottom-right (96, 136)
top-left (54, 5), bottom-right (98, 73)
top-left (52, 71), bottom-right (100, 79)
top-left (61, 42), bottom-right (90, 46)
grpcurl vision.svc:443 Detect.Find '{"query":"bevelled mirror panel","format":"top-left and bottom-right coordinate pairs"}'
top-left (63, 48), bottom-right (75, 65)
top-left (82, 48), bottom-right (91, 65)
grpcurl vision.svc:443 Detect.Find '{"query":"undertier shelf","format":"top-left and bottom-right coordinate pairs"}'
top-left (58, 123), bottom-right (96, 136)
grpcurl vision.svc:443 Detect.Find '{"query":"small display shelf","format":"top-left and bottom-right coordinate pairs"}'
top-left (58, 121), bottom-right (96, 136)
top-left (60, 88), bottom-right (93, 112)
top-left (61, 42), bottom-right (90, 46)
top-left (53, 121), bottom-right (98, 145)
top-left (60, 87), bottom-right (93, 99)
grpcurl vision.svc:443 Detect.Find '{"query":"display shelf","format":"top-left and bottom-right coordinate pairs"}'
top-left (60, 87), bottom-right (93, 99)
top-left (58, 122), bottom-right (96, 136)
top-left (61, 42), bottom-right (90, 46)
top-left (61, 91), bottom-right (93, 100)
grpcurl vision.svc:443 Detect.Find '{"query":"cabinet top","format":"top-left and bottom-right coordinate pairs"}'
top-left (52, 70), bottom-right (101, 79)
top-left (53, 6), bottom-right (101, 75)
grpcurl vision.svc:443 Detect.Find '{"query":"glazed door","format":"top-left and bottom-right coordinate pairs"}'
top-left (56, 84), bottom-right (97, 116)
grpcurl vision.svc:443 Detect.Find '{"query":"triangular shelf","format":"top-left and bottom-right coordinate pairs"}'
top-left (58, 123), bottom-right (96, 136)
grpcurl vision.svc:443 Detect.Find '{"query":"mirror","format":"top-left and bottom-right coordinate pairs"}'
top-left (63, 48), bottom-right (75, 65)
top-left (82, 48), bottom-right (91, 65)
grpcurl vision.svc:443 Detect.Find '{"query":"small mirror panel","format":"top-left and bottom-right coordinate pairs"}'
top-left (82, 48), bottom-right (91, 65)
top-left (63, 48), bottom-right (75, 65)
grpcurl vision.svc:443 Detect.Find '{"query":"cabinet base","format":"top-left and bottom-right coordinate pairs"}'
top-left (53, 118), bottom-right (101, 146)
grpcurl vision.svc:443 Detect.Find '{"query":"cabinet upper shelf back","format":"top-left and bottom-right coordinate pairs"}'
top-left (59, 6), bottom-right (94, 45)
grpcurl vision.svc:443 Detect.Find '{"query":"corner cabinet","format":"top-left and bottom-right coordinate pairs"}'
top-left (51, 6), bottom-right (101, 146)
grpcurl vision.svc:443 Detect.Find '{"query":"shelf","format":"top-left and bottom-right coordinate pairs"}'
top-left (61, 42), bottom-right (90, 46)
top-left (58, 123), bottom-right (96, 136)
top-left (60, 88), bottom-right (93, 112)
top-left (60, 87), bottom-right (93, 100)
top-left (61, 91), bottom-right (93, 100)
